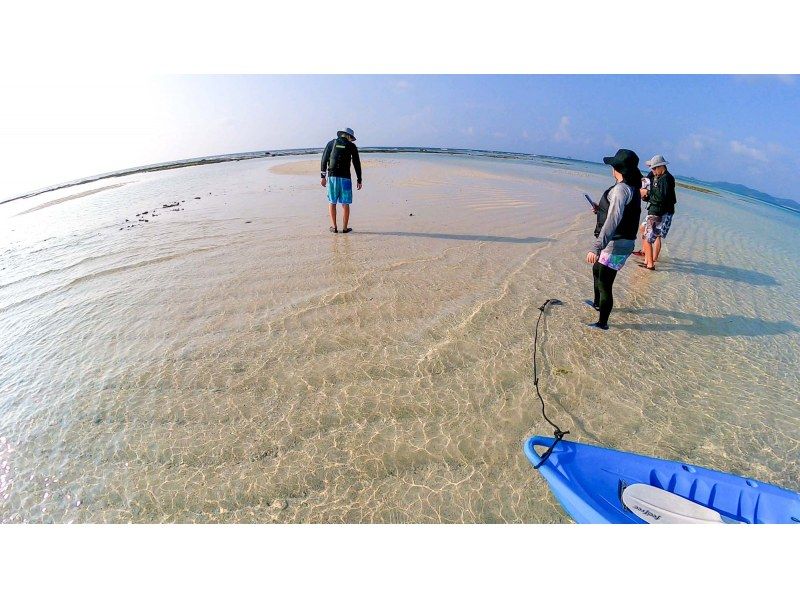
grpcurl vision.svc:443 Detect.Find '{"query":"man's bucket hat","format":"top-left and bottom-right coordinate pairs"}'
top-left (337, 127), bottom-right (356, 141)
top-left (645, 154), bottom-right (669, 168)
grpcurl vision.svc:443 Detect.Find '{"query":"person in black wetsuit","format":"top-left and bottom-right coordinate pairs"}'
top-left (320, 127), bottom-right (363, 233)
top-left (585, 149), bottom-right (642, 330)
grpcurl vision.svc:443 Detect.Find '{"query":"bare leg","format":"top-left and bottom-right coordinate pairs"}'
top-left (633, 223), bottom-right (646, 255)
top-left (342, 205), bottom-right (350, 230)
top-left (643, 239), bottom-right (654, 268)
top-left (329, 203), bottom-right (337, 230)
top-left (653, 236), bottom-right (663, 263)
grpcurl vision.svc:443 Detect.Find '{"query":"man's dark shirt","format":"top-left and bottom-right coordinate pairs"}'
top-left (321, 136), bottom-right (362, 183)
top-left (646, 170), bottom-right (677, 216)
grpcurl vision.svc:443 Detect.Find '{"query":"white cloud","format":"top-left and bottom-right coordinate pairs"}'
top-left (554, 115), bottom-right (571, 142)
top-left (732, 75), bottom-right (796, 86)
top-left (673, 131), bottom-right (723, 162)
top-left (767, 142), bottom-right (786, 155)
top-left (730, 139), bottom-right (768, 162)
top-left (603, 133), bottom-right (620, 149)
top-left (677, 132), bottom-right (775, 170)
top-left (689, 133), bottom-right (713, 151)
top-left (390, 79), bottom-right (412, 91)
top-left (217, 117), bottom-right (238, 129)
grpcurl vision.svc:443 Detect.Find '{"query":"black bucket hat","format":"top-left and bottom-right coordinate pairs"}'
top-left (603, 149), bottom-right (640, 175)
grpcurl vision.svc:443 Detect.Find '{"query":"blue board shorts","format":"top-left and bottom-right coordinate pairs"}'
top-left (327, 176), bottom-right (353, 204)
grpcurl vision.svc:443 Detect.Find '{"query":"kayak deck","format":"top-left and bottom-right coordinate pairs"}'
top-left (524, 435), bottom-right (800, 524)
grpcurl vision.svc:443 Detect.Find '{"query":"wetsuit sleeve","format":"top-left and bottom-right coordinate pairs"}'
top-left (592, 184), bottom-right (630, 254)
top-left (648, 176), bottom-right (668, 215)
top-left (321, 140), bottom-right (333, 177)
top-left (667, 173), bottom-right (677, 209)
top-left (352, 145), bottom-right (362, 183)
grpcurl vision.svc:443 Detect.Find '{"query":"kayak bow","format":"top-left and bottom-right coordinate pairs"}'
top-left (524, 435), bottom-right (800, 524)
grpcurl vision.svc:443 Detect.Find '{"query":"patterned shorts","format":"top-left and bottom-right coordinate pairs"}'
top-left (644, 213), bottom-right (673, 243)
top-left (598, 239), bottom-right (634, 271)
top-left (327, 176), bottom-right (353, 204)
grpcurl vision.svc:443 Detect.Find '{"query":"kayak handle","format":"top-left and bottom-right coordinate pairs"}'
top-left (526, 434), bottom-right (567, 469)
top-left (526, 436), bottom-right (553, 468)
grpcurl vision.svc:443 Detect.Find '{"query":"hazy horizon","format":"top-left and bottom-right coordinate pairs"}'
top-left (5, 145), bottom-right (798, 211)
top-left (2, 75), bottom-right (800, 203)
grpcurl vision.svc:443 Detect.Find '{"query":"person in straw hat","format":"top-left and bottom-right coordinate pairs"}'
top-left (320, 127), bottom-right (363, 234)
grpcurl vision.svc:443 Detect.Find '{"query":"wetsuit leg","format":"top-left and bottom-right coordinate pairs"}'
top-left (592, 263), bottom-right (601, 309)
top-left (592, 261), bottom-right (618, 326)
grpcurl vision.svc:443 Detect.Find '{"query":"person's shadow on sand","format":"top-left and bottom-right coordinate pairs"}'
top-left (659, 258), bottom-right (779, 286)
top-left (614, 307), bottom-right (799, 337)
top-left (359, 231), bottom-right (554, 244)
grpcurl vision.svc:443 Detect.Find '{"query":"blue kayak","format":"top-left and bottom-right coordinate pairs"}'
top-left (524, 435), bottom-right (800, 524)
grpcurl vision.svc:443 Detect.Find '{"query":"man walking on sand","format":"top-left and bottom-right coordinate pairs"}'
top-left (639, 154), bottom-right (676, 270)
top-left (321, 127), bottom-right (362, 233)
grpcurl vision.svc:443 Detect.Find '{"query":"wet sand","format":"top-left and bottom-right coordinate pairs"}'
top-left (0, 153), bottom-right (798, 523)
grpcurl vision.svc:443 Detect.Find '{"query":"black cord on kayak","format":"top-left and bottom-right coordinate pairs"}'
top-left (532, 298), bottom-right (569, 469)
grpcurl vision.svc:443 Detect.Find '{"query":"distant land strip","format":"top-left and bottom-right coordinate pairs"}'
top-left (676, 182), bottom-right (719, 195)
top-left (0, 147), bottom-right (544, 205)
top-left (3, 147), bottom-right (797, 215)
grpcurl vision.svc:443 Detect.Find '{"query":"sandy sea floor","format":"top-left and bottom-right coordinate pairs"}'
top-left (0, 153), bottom-right (798, 523)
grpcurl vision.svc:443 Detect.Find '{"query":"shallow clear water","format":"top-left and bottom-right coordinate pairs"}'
top-left (0, 153), bottom-right (798, 523)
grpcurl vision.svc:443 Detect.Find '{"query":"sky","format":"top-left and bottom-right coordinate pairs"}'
top-left (2, 74), bottom-right (799, 202)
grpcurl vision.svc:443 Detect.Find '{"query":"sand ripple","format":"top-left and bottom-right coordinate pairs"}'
top-left (0, 154), bottom-right (797, 523)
